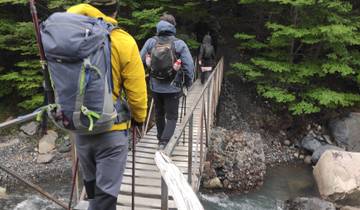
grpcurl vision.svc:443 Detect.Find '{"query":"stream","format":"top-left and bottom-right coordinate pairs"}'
top-left (200, 164), bottom-right (318, 210)
top-left (1, 164), bottom-right (316, 210)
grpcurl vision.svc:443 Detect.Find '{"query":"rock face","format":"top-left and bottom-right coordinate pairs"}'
top-left (311, 145), bottom-right (344, 164)
top-left (20, 122), bottom-right (39, 136)
top-left (203, 128), bottom-right (266, 191)
top-left (284, 197), bottom-right (336, 210)
top-left (329, 113), bottom-right (360, 152)
top-left (313, 150), bottom-right (360, 206)
top-left (38, 130), bottom-right (58, 154)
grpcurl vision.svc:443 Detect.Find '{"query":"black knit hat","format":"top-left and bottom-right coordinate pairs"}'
top-left (87, 0), bottom-right (119, 16)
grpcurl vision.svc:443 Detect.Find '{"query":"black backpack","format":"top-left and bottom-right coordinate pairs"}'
top-left (150, 36), bottom-right (177, 81)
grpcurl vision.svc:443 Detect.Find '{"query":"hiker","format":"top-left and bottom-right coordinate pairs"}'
top-left (64, 1), bottom-right (147, 210)
top-left (198, 34), bottom-right (216, 84)
top-left (140, 14), bottom-right (194, 149)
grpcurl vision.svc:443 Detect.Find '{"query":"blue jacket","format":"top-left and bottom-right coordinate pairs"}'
top-left (140, 20), bottom-right (194, 93)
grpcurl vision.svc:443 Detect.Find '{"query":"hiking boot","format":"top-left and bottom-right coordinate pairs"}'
top-left (158, 141), bottom-right (167, 150)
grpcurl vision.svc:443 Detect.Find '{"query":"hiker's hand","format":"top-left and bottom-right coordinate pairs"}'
top-left (182, 88), bottom-right (188, 97)
top-left (131, 119), bottom-right (144, 128)
top-left (198, 60), bottom-right (202, 65)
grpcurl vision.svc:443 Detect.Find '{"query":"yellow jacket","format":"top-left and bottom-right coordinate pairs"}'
top-left (68, 4), bottom-right (147, 131)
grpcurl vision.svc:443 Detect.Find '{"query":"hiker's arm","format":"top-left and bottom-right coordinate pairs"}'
top-left (198, 45), bottom-right (204, 62)
top-left (179, 41), bottom-right (194, 88)
top-left (122, 43), bottom-right (148, 123)
top-left (140, 38), bottom-right (155, 64)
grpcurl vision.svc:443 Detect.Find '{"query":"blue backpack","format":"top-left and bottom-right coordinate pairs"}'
top-left (40, 12), bottom-right (128, 135)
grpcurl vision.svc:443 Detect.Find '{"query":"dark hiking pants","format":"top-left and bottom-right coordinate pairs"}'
top-left (201, 71), bottom-right (212, 84)
top-left (152, 92), bottom-right (180, 144)
top-left (76, 130), bottom-right (128, 210)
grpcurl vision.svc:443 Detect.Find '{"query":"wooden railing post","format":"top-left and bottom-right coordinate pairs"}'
top-left (188, 113), bottom-right (194, 185)
top-left (161, 178), bottom-right (168, 210)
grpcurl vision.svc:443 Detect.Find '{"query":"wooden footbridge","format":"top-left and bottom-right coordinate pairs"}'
top-left (0, 58), bottom-right (224, 210)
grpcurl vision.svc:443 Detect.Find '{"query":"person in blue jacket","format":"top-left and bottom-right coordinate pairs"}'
top-left (140, 14), bottom-right (194, 149)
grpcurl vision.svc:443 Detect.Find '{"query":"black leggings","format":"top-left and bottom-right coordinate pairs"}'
top-left (152, 92), bottom-right (180, 143)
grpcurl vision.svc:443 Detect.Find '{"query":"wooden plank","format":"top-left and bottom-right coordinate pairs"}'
top-left (117, 194), bottom-right (176, 209)
top-left (74, 201), bottom-right (158, 210)
top-left (122, 176), bottom-right (161, 187)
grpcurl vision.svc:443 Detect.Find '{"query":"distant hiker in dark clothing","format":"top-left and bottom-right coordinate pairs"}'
top-left (140, 14), bottom-right (194, 149)
top-left (198, 34), bottom-right (216, 84)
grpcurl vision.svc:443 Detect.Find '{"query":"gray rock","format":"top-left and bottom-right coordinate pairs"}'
top-left (37, 153), bottom-right (55, 164)
top-left (0, 187), bottom-right (6, 198)
top-left (301, 132), bottom-right (322, 153)
top-left (330, 113), bottom-right (360, 152)
top-left (311, 145), bottom-right (344, 164)
top-left (284, 197), bottom-right (336, 210)
top-left (304, 155), bottom-right (312, 165)
top-left (203, 177), bottom-right (223, 189)
top-left (284, 140), bottom-right (291, 146)
top-left (38, 130), bottom-right (58, 154)
top-left (20, 122), bottom-right (39, 136)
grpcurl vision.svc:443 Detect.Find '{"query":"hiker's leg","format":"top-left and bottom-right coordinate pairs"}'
top-left (92, 131), bottom-right (129, 210)
top-left (160, 93), bottom-right (180, 144)
top-left (201, 71), bottom-right (206, 84)
top-left (153, 92), bottom-right (166, 141)
top-left (75, 135), bottom-right (96, 203)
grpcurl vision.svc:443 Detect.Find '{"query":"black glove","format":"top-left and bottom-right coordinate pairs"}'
top-left (131, 119), bottom-right (144, 128)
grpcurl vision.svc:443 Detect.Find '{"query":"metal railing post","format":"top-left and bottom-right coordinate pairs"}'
top-left (188, 113), bottom-right (194, 185)
top-left (161, 178), bottom-right (168, 210)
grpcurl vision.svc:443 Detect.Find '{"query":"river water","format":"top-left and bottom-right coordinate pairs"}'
top-left (200, 164), bottom-right (318, 210)
top-left (2, 164), bottom-right (316, 210)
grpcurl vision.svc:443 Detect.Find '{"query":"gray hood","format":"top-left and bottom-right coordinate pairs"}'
top-left (156, 20), bottom-right (176, 36)
top-left (202, 34), bottom-right (212, 45)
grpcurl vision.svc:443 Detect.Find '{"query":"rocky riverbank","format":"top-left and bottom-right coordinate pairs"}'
top-left (204, 76), bottom-right (360, 209)
top-left (0, 122), bottom-right (72, 191)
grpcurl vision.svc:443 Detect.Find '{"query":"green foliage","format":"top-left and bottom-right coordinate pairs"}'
top-left (119, 7), bottom-right (164, 40)
top-left (233, 0), bottom-right (360, 115)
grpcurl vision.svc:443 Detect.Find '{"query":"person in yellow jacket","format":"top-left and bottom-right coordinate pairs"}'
top-left (67, 1), bottom-right (147, 209)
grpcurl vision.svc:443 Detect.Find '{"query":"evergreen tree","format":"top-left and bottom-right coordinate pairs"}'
top-left (233, 0), bottom-right (360, 115)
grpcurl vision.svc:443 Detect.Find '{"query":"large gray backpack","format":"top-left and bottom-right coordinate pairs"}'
top-left (40, 12), bottom-right (121, 135)
top-left (150, 36), bottom-right (178, 81)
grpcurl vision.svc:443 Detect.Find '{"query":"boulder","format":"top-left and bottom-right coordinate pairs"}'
top-left (311, 145), bottom-right (344, 164)
top-left (313, 150), bottom-right (360, 206)
top-left (37, 153), bottom-right (55, 164)
top-left (203, 177), bottom-right (223, 189)
top-left (38, 130), bottom-right (58, 154)
top-left (0, 187), bottom-right (6, 198)
top-left (204, 128), bottom-right (266, 191)
top-left (341, 206), bottom-right (360, 210)
top-left (301, 132), bottom-right (322, 153)
top-left (304, 155), bottom-right (312, 165)
top-left (20, 122), bottom-right (39, 136)
top-left (284, 197), bottom-right (336, 210)
top-left (329, 113), bottom-right (360, 152)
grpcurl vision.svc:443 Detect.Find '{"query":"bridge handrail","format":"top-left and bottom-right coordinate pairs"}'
top-left (164, 57), bottom-right (224, 156)
top-left (156, 57), bottom-right (224, 210)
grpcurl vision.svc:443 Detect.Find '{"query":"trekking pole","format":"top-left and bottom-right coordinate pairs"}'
top-left (29, 0), bottom-right (54, 134)
top-left (68, 157), bottom-right (79, 210)
top-left (132, 127), bottom-right (136, 210)
top-left (182, 94), bottom-right (187, 145)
